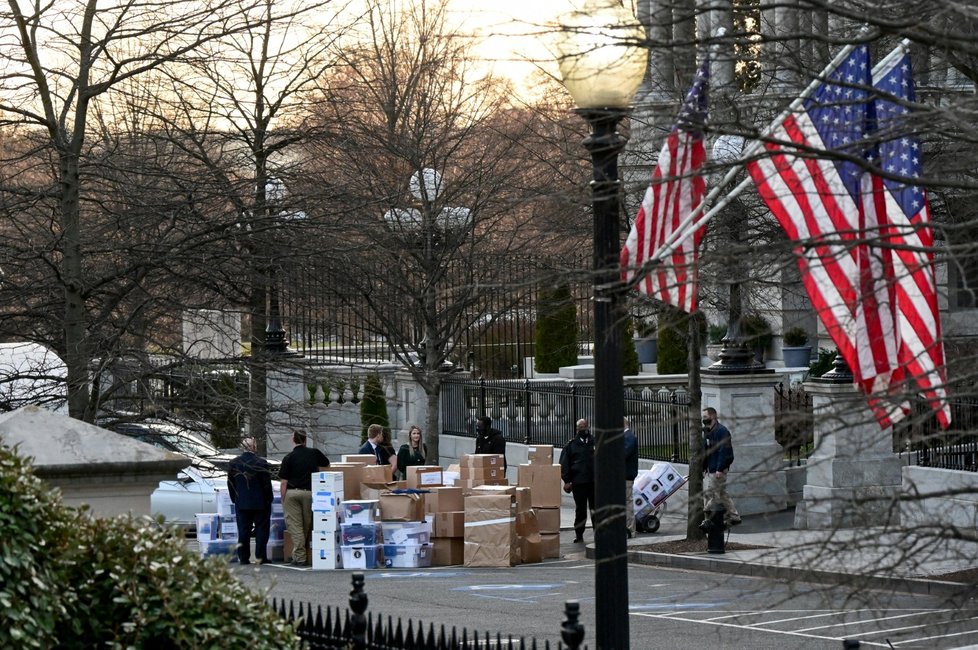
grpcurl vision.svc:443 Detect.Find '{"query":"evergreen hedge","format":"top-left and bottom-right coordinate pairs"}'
top-left (0, 444), bottom-right (300, 649)
top-left (534, 284), bottom-right (578, 373)
top-left (360, 373), bottom-right (390, 442)
top-left (621, 319), bottom-right (639, 376)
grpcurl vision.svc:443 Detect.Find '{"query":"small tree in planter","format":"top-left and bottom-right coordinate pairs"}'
top-left (633, 317), bottom-right (657, 365)
top-left (534, 284), bottom-right (578, 373)
top-left (782, 326), bottom-right (813, 368)
top-left (360, 374), bottom-right (390, 443)
top-left (622, 319), bottom-right (640, 376)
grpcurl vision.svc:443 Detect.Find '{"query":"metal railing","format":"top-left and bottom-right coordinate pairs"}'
top-left (274, 572), bottom-right (588, 650)
top-left (440, 377), bottom-right (690, 463)
top-left (774, 382), bottom-right (814, 466)
top-left (896, 396), bottom-right (978, 472)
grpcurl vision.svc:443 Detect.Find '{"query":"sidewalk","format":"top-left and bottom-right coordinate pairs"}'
top-left (560, 498), bottom-right (978, 598)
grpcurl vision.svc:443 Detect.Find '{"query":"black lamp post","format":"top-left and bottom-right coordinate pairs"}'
top-left (263, 177), bottom-right (300, 357)
top-left (555, 3), bottom-right (647, 648)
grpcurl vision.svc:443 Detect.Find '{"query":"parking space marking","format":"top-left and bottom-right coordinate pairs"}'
top-left (795, 609), bottom-right (956, 633)
top-left (890, 623), bottom-right (978, 646)
top-left (631, 611), bottom-right (894, 648)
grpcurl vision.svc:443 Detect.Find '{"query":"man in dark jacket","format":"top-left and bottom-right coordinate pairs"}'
top-left (359, 424), bottom-right (392, 466)
top-left (474, 415), bottom-right (506, 469)
top-left (227, 437), bottom-right (274, 565)
top-left (623, 417), bottom-right (639, 538)
top-left (702, 407), bottom-right (741, 525)
top-left (560, 418), bottom-right (595, 543)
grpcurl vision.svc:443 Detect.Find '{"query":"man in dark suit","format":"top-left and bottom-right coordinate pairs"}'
top-left (227, 437), bottom-right (274, 565)
top-left (359, 423), bottom-right (392, 466)
top-left (560, 419), bottom-right (595, 544)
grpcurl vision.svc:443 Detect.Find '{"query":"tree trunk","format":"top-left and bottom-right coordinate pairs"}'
top-left (61, 152), bottom-right (93, 421)
top-left (249, 267), bottom-right (268, 454)
top-left (425, 381), bottom-right (440, 464)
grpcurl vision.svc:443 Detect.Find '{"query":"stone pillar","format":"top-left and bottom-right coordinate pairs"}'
top-left (265, 366), bottom-right (310, 458)
top-left (795, 380), bottom-right (902, 529)
top-left (700, 372), bottom-right (787, 515)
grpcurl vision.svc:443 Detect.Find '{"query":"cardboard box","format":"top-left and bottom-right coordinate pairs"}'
top-left (195, 513), bottom-right (219, 541)
top-left (312, 546), bottom-right (342, 570)
top-left (431, 537), bottom-right (464, 566)
top-left (328, 464), bottom-right (364, 499)
top-left (527, 445), bottom-right (554, 465)
top-left (442, 470), bottom-right (460, 486)
top-left (407, 466), bottom-right (444, 489)
top-left (220, 515), bottom-right (238, 540)
top-left (378, 492), bottom-right (425, 521)
top-left (540, 533), bottom-right (561, 559)
top-left (360, 482), bottom-right (401, 502)
top-left (311, 489), bottom-right (342, 513)
top-left (383, 543), bottom-right (432, 568)
top-left (341, 454), bottom-right (377, 464)
top-left (311, 530), bottom-right (341, 549)
top-left (459, 466), bottom-right (507, 481)
top-left (460, 454), bottom-right (504, 469)
top-left (519, 533), bottom-right (543, 564)
top-left (517, 464), bottom-right (562, 507)
top-left (312, 511), bottom-right (339, 533)
top-left (424, 486), bottom-right (464, 514)
top-left (470, 485), bottom-right (516, 498)
top-left (534, 507), bottom-right (561, 534)
top-left (455, 477), bottom-right (507, 489)
top-left (361, 464), bottom-right (394, 485)
top-left (381, 520), bottom-right (432, 545)
top-left (515, 509), bottom-right (539, 538)
top-left (464, 494), bottom-right (516, 567)
top-left (432, 511), bottom-right (464, 538)
top-left (339, 500), bottom-right (379, 525)
top-left (311, 471), bottom-right (344, 491)
top-left (216, 488), bottom-right (235, 517)
top-left (514, 487), bottom-right (532, 513)
top-left (341, 544), bottom-right (383, 569)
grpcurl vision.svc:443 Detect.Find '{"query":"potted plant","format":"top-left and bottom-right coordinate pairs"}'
top-left (781, 326), bottom-right (813, 368)
top-left (633, 318), bottom-right (657, 365)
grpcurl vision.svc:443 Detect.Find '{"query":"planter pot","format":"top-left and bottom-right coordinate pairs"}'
top-left (782, 346), bottom-right (812, 368)
top-left (706, 343), bottom-right (724, 362)
top-left (635, 337), bottom-right (657, 364)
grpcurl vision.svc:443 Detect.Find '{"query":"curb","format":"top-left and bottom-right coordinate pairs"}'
top-left (583, 544), bottom-right (975, 598)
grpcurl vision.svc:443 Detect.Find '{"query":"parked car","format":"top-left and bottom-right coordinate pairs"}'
top-left (150, 458), bottom-right (227, 530)
top-left (101, 416), bottom-right (280, 478)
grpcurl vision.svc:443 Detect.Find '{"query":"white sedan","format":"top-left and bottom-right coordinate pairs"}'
top-left (151, 460), bottom-right (226, 530)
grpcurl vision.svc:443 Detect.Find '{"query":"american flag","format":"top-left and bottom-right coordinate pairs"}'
top-left (620, 56), bottom-right (709, 313)
top-left (873, 51), bottom-right (951, 428)
top-left (746, 45), bottom-right (907, 427)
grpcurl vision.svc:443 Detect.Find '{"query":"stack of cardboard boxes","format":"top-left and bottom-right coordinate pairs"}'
top-left (378, 488), bottom-right (431, 568)
top-left (633, 462), bottom-right (685, 519)
top-left (516, 445), bottom-right (562, 558)
top-left (310, 471), bottom-right (344, 569)
top-left (426, 486), bottom-right (465, 566)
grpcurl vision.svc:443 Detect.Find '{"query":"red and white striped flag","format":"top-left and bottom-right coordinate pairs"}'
top-left (620, 56), bottom-right (709, 313)
top-left (873, 51), bottom-right (951, 428)
top-left (746, 45), bottom-right (908, 427)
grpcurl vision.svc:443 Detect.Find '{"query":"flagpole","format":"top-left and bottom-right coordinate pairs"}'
top-left (629, 31), bottom-right (878, 279)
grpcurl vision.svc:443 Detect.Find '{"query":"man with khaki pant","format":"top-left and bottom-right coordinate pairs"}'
top-left (279, 430), bottom-right (330, 566)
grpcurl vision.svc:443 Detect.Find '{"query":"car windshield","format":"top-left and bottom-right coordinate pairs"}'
top-left (159, 430), bottom-right (220, 457)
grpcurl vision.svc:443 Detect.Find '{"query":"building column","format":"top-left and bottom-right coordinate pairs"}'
top-left (795, 380), bottom-right (902, 529)
top-left (700, 371), bottom-right (788, 515)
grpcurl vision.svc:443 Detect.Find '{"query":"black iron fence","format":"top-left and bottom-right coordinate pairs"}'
top-left (774, 382), bottom-right (814, 466)
top-left (440, 377), bottom-right (690, 463)
top-left (275, 572), bottom-right (588, 650)
top-left (281, 253), bottom-right (595, 378)
top-left (896, 396), bottom-right (978, 472)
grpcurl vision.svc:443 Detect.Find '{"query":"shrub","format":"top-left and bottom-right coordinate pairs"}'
top-left (360, 373), bottom-right (390, 442)
top-left (741, 313), bottom-right (773, 352)
top-left (782, 326), bottom-right (809, 347)
top-left (809, 348), bottom-right (838, 377)
top-left (534, 284), bottom-right (578, 373)
top-left (657, 322), bottom-right (688, 374)
top-left (708, 323), bottom-right (727, 344)
top-left (0, 444), bottom-right (300, 649)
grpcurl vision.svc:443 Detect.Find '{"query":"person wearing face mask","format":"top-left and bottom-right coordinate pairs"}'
top-left (702, 407), bottom-right (741, 526)
top-left (559, 418), bottom-right (596, 543)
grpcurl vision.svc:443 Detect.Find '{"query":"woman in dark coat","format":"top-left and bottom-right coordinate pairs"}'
top-left (396, 425), bottom-right (427, 480)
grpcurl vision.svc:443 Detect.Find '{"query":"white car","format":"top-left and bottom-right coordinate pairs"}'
top-left (150, 459), bottom-right (226, 530)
